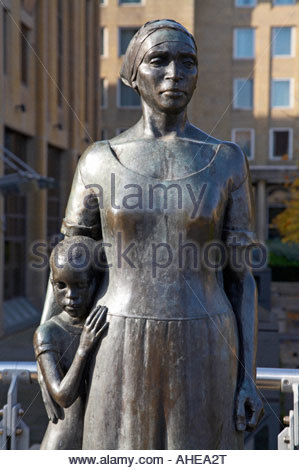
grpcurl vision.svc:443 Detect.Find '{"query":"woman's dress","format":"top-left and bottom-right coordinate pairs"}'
top-left (61, 139), bottom-right (255, 449)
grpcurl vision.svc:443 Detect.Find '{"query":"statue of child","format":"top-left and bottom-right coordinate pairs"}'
top-left (34, 236), bottom-right (108, 449)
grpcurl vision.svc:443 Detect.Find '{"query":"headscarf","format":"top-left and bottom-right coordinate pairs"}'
top-left (120, 19), bottom-right (197, 88)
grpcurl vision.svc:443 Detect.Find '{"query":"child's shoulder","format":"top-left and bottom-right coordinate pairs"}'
top-left (33, 316), bottom-right (65, 357)
top-left (34, 319), bottom-right (57, 343)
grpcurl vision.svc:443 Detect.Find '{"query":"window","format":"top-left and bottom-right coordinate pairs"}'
top-left (232, 129), bottom-right (255, 159)
top-left (119, 0), bottom-right (142, 4)
top-left (272, 27), bottom-right (294, 56)
top-left (233, 79), bottom-right (253, 109)
top-left (269, 128), bottom-right (293, 160)
top-left (118, 80), bottom-right (141, 107)
top-left (235, 0), bottom-right (256, 6)
top-left (21, 23), bottom-right (30, 85)
top-left (119, 27), bottom-right (139, 56)
top-left (47, 146), bottom-right (62, 242)
top-left (271, 79), bottom-right (292, 108)
top-left (100, 27), bottom-right (108, 56)
top-left (3, 8), bottom-right (8, 74)
top-left (234, 28), bottom-right (255, 59)
top-left (101, 129), bottom-right (108, 140)
top-left (4, 130), bottom-right (28, 300)
top-left (100, 0), bottom-right (107, 4)
top-left (273, 0), bottom-right (295, 5)
top-left (100, 78), bottom-right (108, 108)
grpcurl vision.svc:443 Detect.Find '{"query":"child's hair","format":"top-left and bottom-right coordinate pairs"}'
top-left (50, 236), bottom-right (97, 275)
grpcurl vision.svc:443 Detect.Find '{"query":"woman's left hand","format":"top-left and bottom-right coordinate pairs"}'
top-left (235, 378), bottom-right (264, 432)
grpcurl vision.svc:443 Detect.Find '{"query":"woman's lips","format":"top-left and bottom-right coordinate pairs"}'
top-left (161, 90), bottom-right (185, 97)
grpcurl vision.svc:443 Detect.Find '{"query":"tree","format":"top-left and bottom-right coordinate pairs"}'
top-left (274, 177), bottom-right (299, 244)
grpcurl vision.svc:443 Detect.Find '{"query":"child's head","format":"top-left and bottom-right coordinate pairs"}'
top-left (50, 236), bottom-right (97, 320)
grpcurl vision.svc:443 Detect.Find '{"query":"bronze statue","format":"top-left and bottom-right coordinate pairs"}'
top-left (39, 19), bottom-right (263, 449)
top-left (34, 237), bottom-right (108, 449)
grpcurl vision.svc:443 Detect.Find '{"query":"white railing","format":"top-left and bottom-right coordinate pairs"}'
top-left (0, 363), bottom-right (298, 450)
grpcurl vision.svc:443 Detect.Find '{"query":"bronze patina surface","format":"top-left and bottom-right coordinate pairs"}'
top-left (39, 19), bottom-right (263, 449)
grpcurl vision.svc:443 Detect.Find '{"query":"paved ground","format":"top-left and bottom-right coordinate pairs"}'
top-left (0, 326), bottom-right (48, 448)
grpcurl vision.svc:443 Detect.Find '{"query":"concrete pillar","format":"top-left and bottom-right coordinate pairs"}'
top-left (0, 6), bottom-right (5, 337)
top-left (92, 0), bottom-right (100, 140)
top-left (48, 0), bottom-right (58, 125)
top-left (64, 0), bottom-right (82, 185)
top-left (257, 179), bottom-right (267, 242)
top-left (26, 0), bottom-right (48, 310)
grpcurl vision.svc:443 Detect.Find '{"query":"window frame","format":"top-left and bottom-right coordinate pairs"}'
top-left (117, 79), bottom-right (141, 109)
top-left (119, 0), bottom-right (144, 5)
top-left (272, 26), bottom-right (295, 57)
top-left (233, 28), bottom-right (255, 60)
top-left (269, 127), bottom-right (293, 160)
top-left (271, 78), bottom-right (293, 109)
top-left (100, 26), bottom-right (108, 57)
top-left (232, 128), bottom-right (255, 160)
top-left (100, 78), bottom-right (108, 109)
top-left (233, 78), bottom-right (254, 110)
top-left (235, 0), bottom-right (257, 8)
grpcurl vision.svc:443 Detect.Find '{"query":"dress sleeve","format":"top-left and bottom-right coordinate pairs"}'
top-left (33, 324), bottom-right (59, 359)
top-left (61, 147), bottom-right (102, 240)
top-left (222, 167), bottom-right (257, 248)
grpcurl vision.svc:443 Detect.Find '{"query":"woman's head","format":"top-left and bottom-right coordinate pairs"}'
top-left (120, 20), bottom-right (198, 114)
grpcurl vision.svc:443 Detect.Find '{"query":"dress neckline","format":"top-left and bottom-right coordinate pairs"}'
top-left (106, 139), bottom-right (221, 182)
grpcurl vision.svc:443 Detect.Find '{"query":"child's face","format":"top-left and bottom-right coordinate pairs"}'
top-left (51, 263), bottom-right (96, 320)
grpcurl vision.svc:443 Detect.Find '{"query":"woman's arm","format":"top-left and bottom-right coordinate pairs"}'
top-left (222, 143), bottom-right (263, 432)
top-left (223, 259), bottom-right (262, 431)
top-left (41, 144), bottom-right (103, 324)
top-left (35, 306), bottom-right (107, 408)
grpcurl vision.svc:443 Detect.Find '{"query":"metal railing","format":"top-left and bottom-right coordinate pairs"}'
top-left (0, 363), bottom-right (299, 450)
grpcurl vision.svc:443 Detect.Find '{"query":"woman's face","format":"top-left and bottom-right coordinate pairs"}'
top-left (133, 36), bottom-right (198, 114)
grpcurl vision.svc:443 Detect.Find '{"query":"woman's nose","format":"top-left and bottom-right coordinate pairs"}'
top-left (165, 61), bottom-right (182, 81)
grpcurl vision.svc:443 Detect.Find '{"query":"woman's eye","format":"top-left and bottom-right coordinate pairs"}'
top-left (56, 282), bottom-right (66, 290)
top-left (150, 58), bottom-right (164, 66)
top-left (183, 60), bottom-right (195, 68)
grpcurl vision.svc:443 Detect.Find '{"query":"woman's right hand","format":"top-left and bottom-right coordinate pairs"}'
top-left (78, 305), bottom-right (108, 356)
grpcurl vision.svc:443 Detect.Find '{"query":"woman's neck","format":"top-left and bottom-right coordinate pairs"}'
top-left (141, 102), bottom-right (189, 138)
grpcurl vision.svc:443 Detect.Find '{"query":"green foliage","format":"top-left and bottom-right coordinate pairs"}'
top-left (267, 239), bottom-right (299, 267)
top-left (274, 178), bottom-right (299, 244)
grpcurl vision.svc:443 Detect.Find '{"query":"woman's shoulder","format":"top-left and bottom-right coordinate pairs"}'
top-left (188, 125), bottom-right (249, 186)
top-left (78, 141), bottom-right (111, 168)
top-left (218, 141), bottom-right (249, 190)
top-left (76, 141), bottom-right (114, 184)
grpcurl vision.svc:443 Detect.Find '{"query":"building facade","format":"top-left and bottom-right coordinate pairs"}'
top-left (0, 0), bottom-right (100, 335)
top-left (99, 0), bottom-right (299, 244)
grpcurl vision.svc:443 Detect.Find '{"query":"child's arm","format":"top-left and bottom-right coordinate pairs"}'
top-left (35, 306), bottom-right (108, 409)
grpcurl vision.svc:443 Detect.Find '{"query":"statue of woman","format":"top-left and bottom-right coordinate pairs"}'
top-left (41, 19), bottom-right (263, 449)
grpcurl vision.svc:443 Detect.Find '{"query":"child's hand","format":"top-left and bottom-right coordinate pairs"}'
top-left (78, 305), bottom-right (108, 356)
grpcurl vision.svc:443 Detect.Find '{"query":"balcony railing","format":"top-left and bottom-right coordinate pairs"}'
top-left (0, 363), bottom-right (299, 450)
